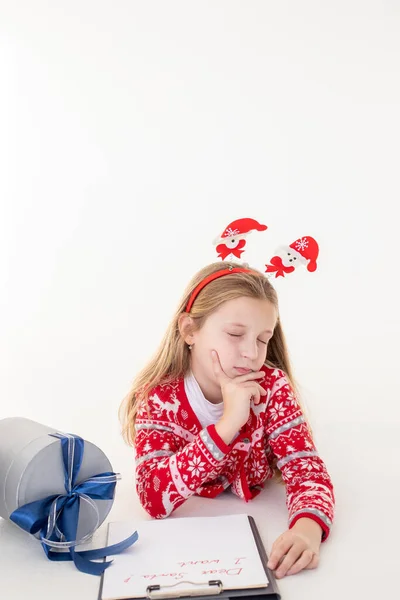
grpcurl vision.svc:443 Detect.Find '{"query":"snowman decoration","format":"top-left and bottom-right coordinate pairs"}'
top-left (265, 236), bottom-right (319, 278)
top-left (213, 218), bottom-right (268, 262)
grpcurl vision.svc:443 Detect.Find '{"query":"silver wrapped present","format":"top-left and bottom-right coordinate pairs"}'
top-left (0, 417), bottom-right (114, 542)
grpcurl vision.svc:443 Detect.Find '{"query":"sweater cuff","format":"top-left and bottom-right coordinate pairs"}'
top-left (289, 512), bottom-right (331, 542)
top-left (206, 424), bottom-right (232, 455)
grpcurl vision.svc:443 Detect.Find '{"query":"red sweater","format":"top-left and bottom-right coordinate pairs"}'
top-left (134, 365), bottom-right (335, 540)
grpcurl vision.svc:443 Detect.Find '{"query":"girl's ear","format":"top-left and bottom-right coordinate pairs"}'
top-left (178, 313), bottom-right (195, 345)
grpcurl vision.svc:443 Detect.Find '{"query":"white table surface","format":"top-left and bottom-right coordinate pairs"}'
top-left (1, 422), bottom-right (398, 600)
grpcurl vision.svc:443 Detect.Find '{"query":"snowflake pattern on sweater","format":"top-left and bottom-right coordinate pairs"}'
top-left (134, 365), bottom-right (335, 540)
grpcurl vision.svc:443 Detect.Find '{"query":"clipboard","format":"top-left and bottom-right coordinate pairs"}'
top-left (98, 515), bottom-right (281, 600)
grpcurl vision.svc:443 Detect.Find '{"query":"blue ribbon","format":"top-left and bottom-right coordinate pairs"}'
top-left (10, 432), bottom-right (138, 575)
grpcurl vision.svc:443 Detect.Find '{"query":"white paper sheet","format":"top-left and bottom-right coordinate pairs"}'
top-left (101, 514), bottom-right (269, 600)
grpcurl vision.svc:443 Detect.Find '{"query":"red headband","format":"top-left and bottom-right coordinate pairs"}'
top-left (185, 267), bottom-right (254, 313)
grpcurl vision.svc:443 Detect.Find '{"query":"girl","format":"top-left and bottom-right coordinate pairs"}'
top-left (120, 262), bottom-right (335, 579)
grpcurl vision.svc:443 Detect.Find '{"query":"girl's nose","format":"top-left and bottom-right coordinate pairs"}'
top-left (241, 340), bottom-right (258, 361)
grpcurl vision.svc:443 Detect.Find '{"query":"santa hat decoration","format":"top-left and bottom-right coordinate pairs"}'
top-left (213, 218), bottom-right (268, 261)
top-left (213, 218), bottom-right (268, 245)
top-left (289, 236), bottom-right (319, 272)
top-left (265, 236), bottom-right (319, 278)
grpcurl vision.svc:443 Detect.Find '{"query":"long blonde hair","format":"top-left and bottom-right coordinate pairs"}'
top-left (120, 261), bottom-right (311, 482)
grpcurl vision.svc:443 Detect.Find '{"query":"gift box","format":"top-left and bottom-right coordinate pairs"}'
top-left (0, 417), bottom-right (137, 575)
top-left (0, 417), bottom-right (114, 540)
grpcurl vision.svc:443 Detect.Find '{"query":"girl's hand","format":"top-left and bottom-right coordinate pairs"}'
top-left (267, 519), bottom-right (322, 578)
top-left (211, 350), bottom-right (266, 442)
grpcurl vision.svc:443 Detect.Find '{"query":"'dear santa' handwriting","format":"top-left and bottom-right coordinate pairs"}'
top-left (123, 557), bottom-right (247, 584)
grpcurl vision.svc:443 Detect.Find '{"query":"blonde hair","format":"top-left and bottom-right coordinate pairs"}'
top-left (119, 261), bottom-right (311, 483)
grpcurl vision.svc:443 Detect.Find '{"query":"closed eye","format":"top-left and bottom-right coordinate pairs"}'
top-left (227, 333), bottom-right (268, 345)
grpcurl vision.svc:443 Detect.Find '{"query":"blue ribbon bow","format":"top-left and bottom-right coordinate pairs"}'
top-left (10, 432), bottom-right (138, 575)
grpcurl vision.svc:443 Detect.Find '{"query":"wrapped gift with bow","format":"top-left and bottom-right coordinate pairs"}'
top-left (0, 417), bottom-right (138, 575)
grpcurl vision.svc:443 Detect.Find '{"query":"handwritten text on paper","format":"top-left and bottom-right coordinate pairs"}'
top-left (123, 557), bottom-right (248, 584)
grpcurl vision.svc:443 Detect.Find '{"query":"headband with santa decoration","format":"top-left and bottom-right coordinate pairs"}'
top-left (185, 218), bottom-right (319, 312)
top-left (213, 217), bottom-right (319, 278)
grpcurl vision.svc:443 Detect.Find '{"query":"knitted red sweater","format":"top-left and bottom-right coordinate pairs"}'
top-left (134, 365), bottom-right (335, 540)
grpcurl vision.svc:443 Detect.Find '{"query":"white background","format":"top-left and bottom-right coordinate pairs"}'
top-left (1, 2), bottom-right (399, 599)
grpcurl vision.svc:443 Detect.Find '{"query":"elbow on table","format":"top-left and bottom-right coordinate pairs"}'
top-left (136, 487), bottom-right (179, 520)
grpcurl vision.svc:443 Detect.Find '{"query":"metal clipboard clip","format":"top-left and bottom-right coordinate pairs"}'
top-left (146, 579), bottom-right (223, 599)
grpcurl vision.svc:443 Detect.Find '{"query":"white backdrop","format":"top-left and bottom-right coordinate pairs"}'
top-left (1, 2), bottom-right (400, 598)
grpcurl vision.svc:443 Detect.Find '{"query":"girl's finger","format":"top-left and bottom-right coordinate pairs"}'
top-left (233, 370), bottom-right (265, 384)
top-left (255, 382), bottom-right (267, 396)
top-left (285, 550), bottom-right (316, 576)
top-left (242, 382), bottom-right (268, 396)
top-left (240, 382), bottom-right (261, 401)
top-left (241, 384), bottom-right (261, 404)
top-left (267, 538), bottom-right (293, 570)
top-left (211, 350), bottom-right (230, 385)
top-left (275, 544), bottom-right (304, 578)
top-left (305, 553), bottom-right (319, 570)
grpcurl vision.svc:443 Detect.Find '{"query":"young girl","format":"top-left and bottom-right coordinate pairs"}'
top-left (120, 262), bottom-right (335, 579)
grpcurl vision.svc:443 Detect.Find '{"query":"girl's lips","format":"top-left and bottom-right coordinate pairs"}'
top-left (235, 367), bottom-right (253, 374)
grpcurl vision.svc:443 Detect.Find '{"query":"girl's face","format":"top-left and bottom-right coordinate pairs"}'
top-left (189, 296), bottom-right (278, 397)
